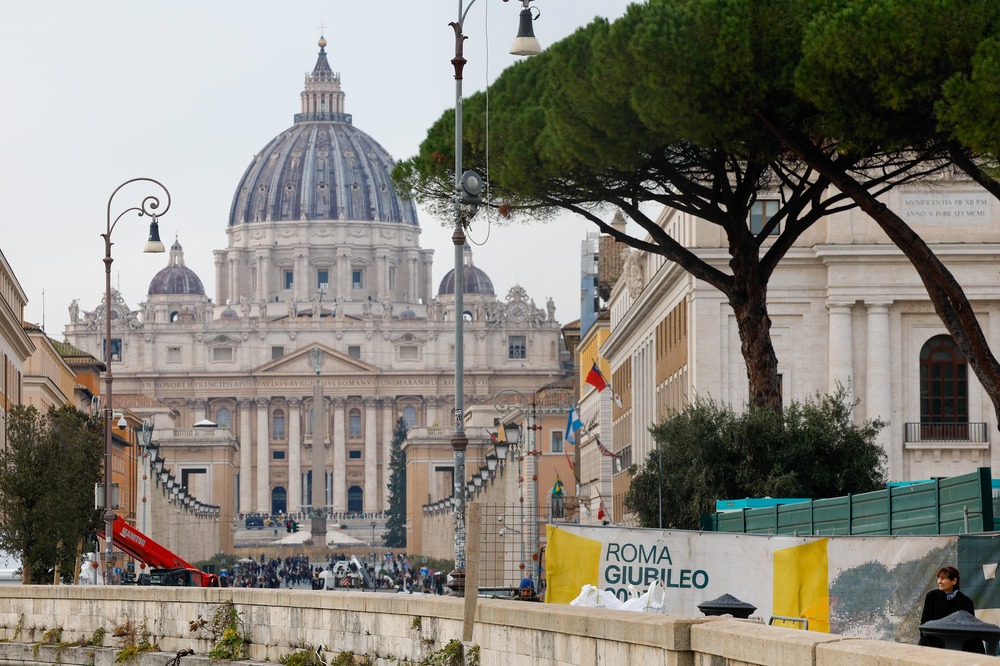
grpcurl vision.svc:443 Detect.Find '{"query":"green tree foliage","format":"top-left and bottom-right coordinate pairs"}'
top-left (0, 404), bottom-right (103, 583)
top-left (394, 1), bottom-right (924, 414)
top-left (625, 388), bottom-right (886, 529)
top-left (771, 0), bottom-right (1000, 426)
top-left (383, 417), bottom-right (408, 548)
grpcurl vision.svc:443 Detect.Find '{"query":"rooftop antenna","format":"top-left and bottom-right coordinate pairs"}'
top-left (41, 289), bottom-right (45, 331)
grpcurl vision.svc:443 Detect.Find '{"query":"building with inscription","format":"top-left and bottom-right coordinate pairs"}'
top-left (63, 38), bottom-right (566, 524)
top-left (595, 175), bottom-right (1000, 522)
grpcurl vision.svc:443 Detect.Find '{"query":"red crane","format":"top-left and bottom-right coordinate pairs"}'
top-left (97, 516), bottom-right (218, 587)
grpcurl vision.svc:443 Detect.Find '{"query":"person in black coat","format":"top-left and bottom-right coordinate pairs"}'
top-left (918, 565), bottom-right (985, 653)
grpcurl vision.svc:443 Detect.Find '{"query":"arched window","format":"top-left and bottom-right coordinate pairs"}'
top-left (349, 408), bottom-right (362, 437)
top-left (272, 409), bottom-right (286, 438)
top-left (920, 335), bottom-right (968, 438)
top-left (403, 405), bottom-right (417, 428)
top-left (347, 485), bottom-right (364, 512)
top-left (216, 407), bottom-right (232, 429)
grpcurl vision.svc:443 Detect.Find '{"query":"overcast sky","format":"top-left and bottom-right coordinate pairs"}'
top-left (0, 1), bottom-right (636, 336)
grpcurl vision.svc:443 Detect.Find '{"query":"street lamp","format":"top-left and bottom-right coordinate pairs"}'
top-left (447, 0), bottom-right (542, 594)
top-left (135, 421), bottom-right (154, 534)
top-left (493, 387), bottom-right (572, 584)
top-left (101, 178), bottom-right (170, 584)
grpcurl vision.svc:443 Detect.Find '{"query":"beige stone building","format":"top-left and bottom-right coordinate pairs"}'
top-left (589, 175), bottom-right (1000, 520)
top-left (0, 247), bottom-right (32, 449)
top-left (64, 38), bottom-right (566, 546)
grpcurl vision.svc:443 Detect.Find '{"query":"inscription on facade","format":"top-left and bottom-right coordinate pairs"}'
top-left (141, 377), bottom-right (486, 392)
top-left (903, 192), bottom-right (990, 223)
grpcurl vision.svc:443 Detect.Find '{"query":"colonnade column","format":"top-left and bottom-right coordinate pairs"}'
top-left (332, 397), bottom-right (347, 511)
top-left (227, 257), bottom-right (239, 305)
top-left (407, 252), bottom-right (418, 302)
top-left (363, 397), bottom-right (378, 511)
top-left (338, 252), bottom-right (350, 303)
top-left (213, 253), bottom-right (226, 305)
top-left (238, 399), bottom-right (253, 514)
top-left (376, 252), bottom-right (387, 299)
top-left (288, 398), bottom-right (302, 514)
top-left (826, 301), bottom-right (855, 398)
top-left (423, 253), bottom-right (433, 304)
top-left (255, 397), bottom-right (270, 513)
top-left (295, 252), bottom-right (308, 302)
top-left (865, 301), bottom-right (895, 477)
top-left (256, 250), bottom-right (271, 302)
top-left (381, 398), bottom-right (395, 510)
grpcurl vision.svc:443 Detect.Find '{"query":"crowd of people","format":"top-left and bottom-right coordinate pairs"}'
top-left (239, 511), bottom-right (385, 525)
top-left (219, 552), bottom-right (458, 596)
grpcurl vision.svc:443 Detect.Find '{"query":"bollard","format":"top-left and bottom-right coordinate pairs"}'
top-left (919, 610), bottom-right (1000, 654)
top-left (697, 593), bottom-right (757, 619)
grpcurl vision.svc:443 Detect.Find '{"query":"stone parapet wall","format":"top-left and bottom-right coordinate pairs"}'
top-left (0, 586), bottom-right (990, 665)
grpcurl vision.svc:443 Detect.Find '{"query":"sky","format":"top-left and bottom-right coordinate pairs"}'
top-left (0, 1), bottom-right (637, 336)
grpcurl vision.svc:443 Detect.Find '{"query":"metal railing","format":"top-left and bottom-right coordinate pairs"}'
top-left (904, 422), bottom-right (987, 443)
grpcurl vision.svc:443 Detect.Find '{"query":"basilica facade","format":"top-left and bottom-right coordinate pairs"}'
top-left (64, 38), bottom-right (565, 522)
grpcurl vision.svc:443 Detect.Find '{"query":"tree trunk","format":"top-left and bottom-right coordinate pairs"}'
top-left (769, 123), bottom-right (1000, 429)
top-left (728, 251), bottom-right (782, 413)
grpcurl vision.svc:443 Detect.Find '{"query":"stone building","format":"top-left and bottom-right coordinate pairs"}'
top-left (590, 175), bottom-right (1000, 521)
top-left (64, 38), bottom-right (565, 531)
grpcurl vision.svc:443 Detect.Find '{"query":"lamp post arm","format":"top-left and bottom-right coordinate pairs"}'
top-left (101, 177), bottom-right (171, 585)
top-left (105, 177), bottom-right (171, 236)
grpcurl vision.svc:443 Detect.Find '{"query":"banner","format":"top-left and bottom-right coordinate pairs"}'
top-left (545, 524), bottom-right (977, 643)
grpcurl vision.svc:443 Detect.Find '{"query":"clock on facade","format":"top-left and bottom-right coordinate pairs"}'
top-left (506, 301), bottom-right (528, 323)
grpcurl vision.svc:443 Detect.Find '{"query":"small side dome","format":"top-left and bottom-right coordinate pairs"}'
top-left (148, 239), bottom-right (205, 296)
top-left (399, 307), bottom-right (417, 319)
top-left (219, 307), bottom-right (240, 320)
top-left (437, 245), bottom-right (494, 296)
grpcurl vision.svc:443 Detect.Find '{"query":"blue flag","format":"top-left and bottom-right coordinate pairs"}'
top-left (565, 406), bottom-right (584, 445)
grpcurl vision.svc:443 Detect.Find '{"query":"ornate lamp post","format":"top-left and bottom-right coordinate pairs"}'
top-left (447, 0), bottom-right (542, 594)
top-left (101, 178), bottom-right (170, 584)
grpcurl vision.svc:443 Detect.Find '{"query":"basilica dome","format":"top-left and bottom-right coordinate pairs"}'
top-left (438, 246), bottom-right (495, 296)
top-left (228, 38), bottom-right (418, 227)
top-left (148, 239), bottom-right (205, 296)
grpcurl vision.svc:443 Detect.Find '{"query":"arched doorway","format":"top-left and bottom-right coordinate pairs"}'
top-left (271, 486), bottom-right (287, 516)
top-left (347, 485), bottom-right (364, 513)
top-left (920, 335), bottom-right (968, 439)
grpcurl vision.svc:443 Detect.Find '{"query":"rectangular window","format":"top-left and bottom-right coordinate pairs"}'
top-left (348, 450), bottom-right (362, 460)
top-left (166, 346), bottom-right (181, 364)
top-left (212, 347), bottom-right (234, 362)
top-left (399, 345), bottom-right (419, 361)
top-left (551, 430), bottom-right (563, 453)
top-left (750, 199), bottom-right (780, 235)
top-left (349, 412), bottom-right (362, 437)
top-left (352, 269), bottom-right (364, 289)
top-left (317, 269), bottom-right (329, 290)
top-left (348, 345), bottom-right (361, 360)
top-left (508, 335), bottom-right (527, 360)
top-left (271, 346), bottom-right (284, 361)
top-left (272, 450), bottom-right (286, 460)
top-left (283, 270), bottom-right (294, 289)
top-left (388, 267), bottom-right (396, 291)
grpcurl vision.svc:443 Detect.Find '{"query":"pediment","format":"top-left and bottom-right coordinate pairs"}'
top-left (255, 344), bottom-right (376, 375)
